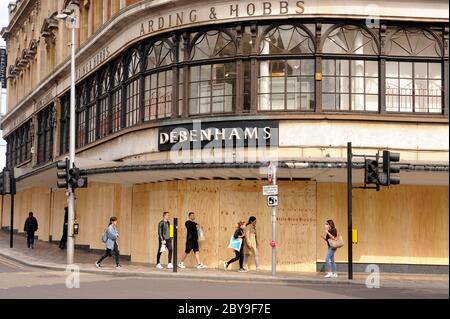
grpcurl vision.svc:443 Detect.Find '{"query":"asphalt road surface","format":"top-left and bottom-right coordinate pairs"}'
top-left (0, 256), bottom-right (447, 299)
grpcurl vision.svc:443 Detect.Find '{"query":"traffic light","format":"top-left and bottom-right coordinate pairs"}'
top-left (68, 166), bottom-right (88, 189)
top-left (57, 158), bottom-right (70, 189)
top-left (381, 151), bottom-right (401, 186)
top-left (364, 159), bottom-right (379, 185)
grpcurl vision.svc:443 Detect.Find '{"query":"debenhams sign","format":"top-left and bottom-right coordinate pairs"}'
top-left (159, 121), bottom-right (279, 151)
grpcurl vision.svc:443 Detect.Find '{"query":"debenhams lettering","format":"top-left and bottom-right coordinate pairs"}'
top-left (140, 1), bottom-right (305, 36)
top-left (160, 127), bottom-right (272, 145)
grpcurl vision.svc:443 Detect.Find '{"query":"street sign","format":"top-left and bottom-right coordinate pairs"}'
top-left (268, 195), bottom-right (279, 207)
top-left (263, 185), bottom-right (278, 196)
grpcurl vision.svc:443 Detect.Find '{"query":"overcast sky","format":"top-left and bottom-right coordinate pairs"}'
top-left (0, 1), bottom-right (9, 170)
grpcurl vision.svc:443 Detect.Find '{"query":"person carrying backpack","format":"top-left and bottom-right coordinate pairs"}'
top-left (96, 217), bottom-right (121, 269)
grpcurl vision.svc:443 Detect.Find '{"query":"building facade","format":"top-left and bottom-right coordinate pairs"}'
top-left (0, 0), bottom-right (448, 272)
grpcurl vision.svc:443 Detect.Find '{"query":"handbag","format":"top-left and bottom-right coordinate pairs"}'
top-left (228, 235), bottom-right (243, 252)
top-left (197, 227), bottom-right (206, 242)
top-left (160, 243), bottom-right (167, 253)
top-left (328, 235), bottom-right (344, 249)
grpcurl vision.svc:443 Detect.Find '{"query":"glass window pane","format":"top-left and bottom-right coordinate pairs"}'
top-left (323, 77), bottom-right (335, 92)
top-left (386, 62), bottom-right (399, 78)
top-left (287, 60), bottom-right (301, 76)
top-left (399, 95), bottom-right (413, 112)
top-left (386, 78), bottom-right (399, 95)
top-left (259, 94), bottom-right (271, 110)
top-left (301, 93), bottom-right (315, 110)
top-left (429, 97), bottom-right (442, 113)
top-left (365, 95), bottom-right (378, 111)
top-left (336, 94), bottom-right (349, 110)
top-left (336, 60), bottom-right (349, 76)
top-left (351, 60), bottom-right (365, 77)
top-left (286, 93), bottom-right (297, 110)
top-left (429, 80), bottom-right (442, 96)
top-left (323, 60), bottom-right (335, 76)
top-left (414, 80), bottom-right (428, 95)
top-left (386, 94), bottom-right (399, 112)
top-left (415, 95), bottom-right (428, 112)
top-left (352, 78), bottom-right (365, 94)
top-left (429, 63), bottom-right (442, 79)
top-left (200, 64), bottom-right (211, 81)
top-left (272, 77), bottom-right (285, 93)
top-left (301, 60), bottom-right (315, 76)
top-left (365, 61), bottom-right (378, 77)
top-left (190, 66), bottom-right (200, 81)
top-left (414, 63), bottom-right (428, 79)
top-left (352, 94), bottom-right (365, 110)
top-left (366, 78), bottom-right (378, 94)
top-left (301, 77), bottom-right (315, 93)
top-left (336, 77), bottom-right (349, 93)
top-left (271, 94), bottom-right (285, 110)
top-left (259, 77), bottom-right (271, 94)
top-left (322, 93), bottom-right (335, 110)
top-left (400, 62), bottom-right (413, 78)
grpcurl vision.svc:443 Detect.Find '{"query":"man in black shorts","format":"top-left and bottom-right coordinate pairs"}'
top-left (178, 212), bottom-right (207, 269)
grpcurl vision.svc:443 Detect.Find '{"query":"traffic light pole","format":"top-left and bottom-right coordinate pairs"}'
top-left (347, 142), bottom-right (353, 280)
top-left (67, 19), bottom-right (76, 266)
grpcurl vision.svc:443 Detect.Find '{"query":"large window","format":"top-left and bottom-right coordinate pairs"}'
top-left (111, 60), bottom-right (123, 133)
top-left (322, 25), bottom-right (379, 111)
top-left (386, 28), bottom-right (443, 113)
top-left (258, 59), bottom-right (315, 111)
top-left (125, 49), bottom-right (141, 127)
top-left (189, 30), bottom-right (237, 115)
top-left (144, 40), bottom-right (175, 121)
top-left (86, 77), bottom-right (97, 144)
top-left (322, 59), bottom-right (378, 111)
top-left (76, 86), bottom-right (87, 148)
top-left (6, 120), bottom-right (32, 167)
top-left (60, 93), bottom-right (70, 154)
top-left (386, 62), bottom-right (442, 113)
top-left (37, 105), bottom-right (54, 164)
top-left (98, 70), bottom-right (110, 138)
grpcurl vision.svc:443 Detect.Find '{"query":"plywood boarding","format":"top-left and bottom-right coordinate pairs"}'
top-left (130, 180), bottom-right (317, 271)
top-left (316, 183), bottom-right (449, 265)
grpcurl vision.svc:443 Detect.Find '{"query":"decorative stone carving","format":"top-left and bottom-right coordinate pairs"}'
top-left (40, 13), bottom-right (59, 48)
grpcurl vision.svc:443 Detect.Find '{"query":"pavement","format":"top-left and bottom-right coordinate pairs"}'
top-left (0, 231), bottom-right (448, 291)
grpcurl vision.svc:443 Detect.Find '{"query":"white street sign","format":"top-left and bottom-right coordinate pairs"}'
top-left (268, 195), bottom-right (279, 207)
top-left (263, 185), bottom-right (278, 196)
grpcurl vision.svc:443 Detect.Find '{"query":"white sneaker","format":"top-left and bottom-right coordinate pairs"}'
top-left (95, 262), bottom-right (101, 268)
top-left (167, 263), bottom-right (173, 269)
top-left (332, 273), bottom-right (338, 278)
top-left (178, 262), bottom-right (186, 269)
top-left (197, 263), bottom-right (207, 269)
top-left (156, 264), bottom-right (164, 269)
top-left (324, 272), bottom-right (333, 278)
top-left (223, 261), bottom-right (228, 270)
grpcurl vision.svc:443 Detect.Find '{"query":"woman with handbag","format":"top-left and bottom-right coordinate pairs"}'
top-left (321, 219), bottom-right (339, 278)
top-left (224, 221), bottom-right (246, 272)
top-left (243, 216), bottom-right (260, 272)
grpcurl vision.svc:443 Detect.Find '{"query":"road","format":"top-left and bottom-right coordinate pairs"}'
top-left (0, 256), bottom-right (447, 299)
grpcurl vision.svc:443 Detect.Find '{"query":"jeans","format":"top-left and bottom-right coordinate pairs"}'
top-left (97, 242), bottom-right (120, 266)
top-left (325, 247), bottom-right (337, 273)
top-left (227, 245), bottom-right (244, 269)
top-left (157, 238), bottom-right (173, 264)
top-left (26, 231), bottom-right (35, 248)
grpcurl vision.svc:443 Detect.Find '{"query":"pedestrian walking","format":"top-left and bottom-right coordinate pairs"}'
top-left (59, 207), bottom-right (68, 249)
top-left (224, 220), bottom-right (246, 272)
top-left (156, 212), bottom-right (173, 269)
top-left (96, 217), bottom-right (122, 269)
top-left (243, 216), bottom-right (259, 271)
top-left (24, 212), bottom-right (38, 249)
top-left (321, 219), bottom-right (339, 278)
top-left (178, 212), bottom-right (207, 269)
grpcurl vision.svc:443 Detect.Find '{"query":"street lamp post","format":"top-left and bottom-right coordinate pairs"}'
top-left (56, 11), bottom-right (77, 265)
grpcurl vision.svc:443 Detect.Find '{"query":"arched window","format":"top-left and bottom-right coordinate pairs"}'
top-left (144, 40), bottom-right (175, 121)
top-left (385, 28), bottom-right (443, 113)
top-left (111, 60), bottom-right (123, 132)
top-left (322, 25), bottom-right (379, 112)
top-left (98, 69), bottom-right (110, 138)
top-left (125, 49), bottom-right (141, 127)
top-left (189, 30), bottom-right (237, 115)
top-left (259, 25), bottom-right (314, 55)
top-left (258, 25), bottom-right (315, 111)
top-left (190, 30), bottom-right (236, 61)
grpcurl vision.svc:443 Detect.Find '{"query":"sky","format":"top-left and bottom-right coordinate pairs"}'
top-left (0, 1), bottom-right (9, 170)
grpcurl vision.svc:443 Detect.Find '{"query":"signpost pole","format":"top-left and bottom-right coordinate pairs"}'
top-left (271, 163), bottom-right (277, 276)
